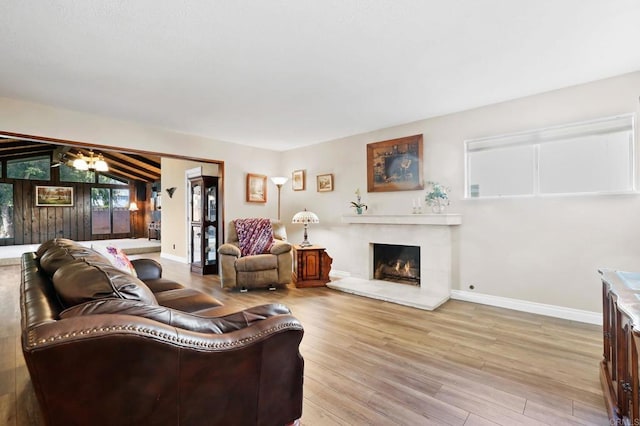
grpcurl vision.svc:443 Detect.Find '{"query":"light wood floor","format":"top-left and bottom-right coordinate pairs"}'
top-left (1, 253), bottom-right (608, 425)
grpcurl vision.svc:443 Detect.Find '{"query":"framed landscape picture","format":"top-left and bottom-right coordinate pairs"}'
top-left (246, 173), bottom-right (267, 203)
top-left (35, 186), bottom-right (74, 207)
top-left (366, 134), bottom-right (424, 192)
top-left (292, 169), bottom-right (305, 191)
top-left (317, 174), bottom-right (334, 192)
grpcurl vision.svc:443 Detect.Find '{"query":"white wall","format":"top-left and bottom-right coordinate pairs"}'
top-left (3, 72), bottom-right (639, 313)
top-left (281, 71), bottom-right (640, 313)
top-left (0, 96), bottom-right (285, 258)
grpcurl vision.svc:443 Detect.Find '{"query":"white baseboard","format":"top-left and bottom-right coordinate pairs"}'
top-left (160, 252), bottom-right (189, 264)
top-left (450, 290), bottom-right (602, 325)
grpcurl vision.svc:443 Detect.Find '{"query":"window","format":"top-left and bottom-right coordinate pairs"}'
top-left (6, 155), bottom-right (50, 180)
top-left (60, 165), bottom-right (95, 183)
top-left (99, 174), bottom-right (128, 185)
top-left (0, 183), bottom-right (13, 238)
top-left (465, 114), bottom-right (635, 198)
top-left (91, 188), bottom-right (131, 235)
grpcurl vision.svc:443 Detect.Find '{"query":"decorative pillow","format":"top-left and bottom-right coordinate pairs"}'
top-left (93, 245), bottom-right (138, 277)
top-left (234, 218), bottom-right (275, 256)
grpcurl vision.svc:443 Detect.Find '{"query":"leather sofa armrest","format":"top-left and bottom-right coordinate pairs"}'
top-left (270, 241), bottom-right (292, 255)
top-left (131, 258), bottom-right (162, 280)
top-left (60, 300), bottom-right (294, 334)
top-left (218, 243), bottom-right (241, 257)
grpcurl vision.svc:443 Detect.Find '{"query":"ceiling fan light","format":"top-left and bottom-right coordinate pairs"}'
top-left (73, 157), bottom-right (89, 170)
top-left (94, 158), bottom-right (109, 171)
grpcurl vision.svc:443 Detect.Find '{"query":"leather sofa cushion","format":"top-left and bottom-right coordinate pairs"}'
top-left (52, 259), bottom-right (157, 308)
top-left (143, 278), bottom-right (185, 293)
top-left (154, 288), bottom-right (223, 312)
top-left (39, 246), bottom-right (107, 277)
top-left (235, 254), bottom-right (278, 272)
top-left (35, 238), bottom-right (80, 258)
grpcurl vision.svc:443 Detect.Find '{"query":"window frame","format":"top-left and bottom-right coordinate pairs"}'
top-left (464, 114), bottom-right (636, 199)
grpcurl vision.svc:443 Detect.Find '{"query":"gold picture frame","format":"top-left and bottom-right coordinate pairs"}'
top-left (35, 186), bottom-right (74, 207)
top-left (367, 134), bottom-right (424, 192)
top-left (246, 173), bottom-right (267, 203)
top-left (292, 169), bottom-right (305, 191)
top-left (317, 174), bottom-right (334, 192)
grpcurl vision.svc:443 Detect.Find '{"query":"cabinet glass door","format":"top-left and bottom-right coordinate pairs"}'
top-left (205, 224), bottom-right (216, 265)
top-left (191, 225), bottom-right (202, 265)
top-left (206, 185), bottom-right (216, 222)
top-left (192, 184), bottom-right (202, 223)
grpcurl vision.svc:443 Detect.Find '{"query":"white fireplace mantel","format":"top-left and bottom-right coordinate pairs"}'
top-left (329, 213), bottom-right (461, 311)
top-left (342, 213), bottom-right (461, 226)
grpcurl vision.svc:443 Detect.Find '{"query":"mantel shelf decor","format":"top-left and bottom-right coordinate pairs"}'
top-left (350, 188), bottom-right (367, 214)
top-left (425, 181), bottom-right (450, 213)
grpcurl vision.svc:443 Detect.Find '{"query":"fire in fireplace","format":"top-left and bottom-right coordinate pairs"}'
top-left (373, 243), bottom-right (420, 285)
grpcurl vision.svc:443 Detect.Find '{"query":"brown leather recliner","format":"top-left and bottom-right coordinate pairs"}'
top-left (218, 220), bottom-right (293, 290)
top-left (21, 238), bottom-right (304, 426)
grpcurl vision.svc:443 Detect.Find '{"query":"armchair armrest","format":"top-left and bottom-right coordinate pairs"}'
top-left (218, 243), bottom-right (241, 257)
top-left (271, 241), bottom-right (292, 255)
top-left (131, 258), bottom-right (162, 280)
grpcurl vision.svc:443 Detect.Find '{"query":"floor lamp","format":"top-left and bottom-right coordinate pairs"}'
top-left (270, 176), bottom-right (288, 220)
top-left (129, 201), bottom-right (139, 238)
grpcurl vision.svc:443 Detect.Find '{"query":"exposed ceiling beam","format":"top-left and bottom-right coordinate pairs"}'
top-left (101, 152), bottom-right (160, 177)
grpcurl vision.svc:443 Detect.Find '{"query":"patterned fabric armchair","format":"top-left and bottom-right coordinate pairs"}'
top-left (218, 219), bottom-right (293, 290)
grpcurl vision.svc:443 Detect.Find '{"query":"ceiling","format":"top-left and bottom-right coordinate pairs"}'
top-left (1, 1), bottom-right (640, 151)
top-left (0, 137), bottom-right (161, 183)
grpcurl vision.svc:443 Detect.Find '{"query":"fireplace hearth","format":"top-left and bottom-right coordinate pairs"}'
top-left (373, 243), bottom-right (420, 285)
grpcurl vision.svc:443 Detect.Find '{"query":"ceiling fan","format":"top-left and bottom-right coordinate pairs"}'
top-left (50, 146), bottom-right (72, 168)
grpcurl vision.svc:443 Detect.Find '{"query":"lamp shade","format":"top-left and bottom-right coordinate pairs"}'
top-left (129, 202), bottom-right (139, 212)
top-left (271, 176), bottom-right (288, 186)
top-left (292, 209), bottom-right (319, 247)
top-left (292, 209), bottom-right (319, 224)
top-left (94, 155), bottom-right (109, 171)
top-left (72, 156), bottom-right (89, 170)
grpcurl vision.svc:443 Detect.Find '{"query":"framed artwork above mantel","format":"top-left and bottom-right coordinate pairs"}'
top-left (366, 134), bottom-right (424, 192)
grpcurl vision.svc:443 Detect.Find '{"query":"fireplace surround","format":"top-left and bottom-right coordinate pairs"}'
top-left (329, 214), bottom-right (461, 310)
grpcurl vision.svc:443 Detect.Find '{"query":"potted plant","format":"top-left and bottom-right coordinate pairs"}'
top-left (350, 189), bottom-right (368, 215)
top-left (425, 181), bottom-right (450, 213)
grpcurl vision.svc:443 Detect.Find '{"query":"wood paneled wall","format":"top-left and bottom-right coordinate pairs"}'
top-left (0, 179), bottom-right (137, 246)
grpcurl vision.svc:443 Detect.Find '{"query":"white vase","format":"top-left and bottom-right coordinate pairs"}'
top-left (431, 199), bottom-right (447, 214)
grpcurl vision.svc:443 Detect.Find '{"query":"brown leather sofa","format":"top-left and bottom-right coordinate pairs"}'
top-left (218, 220), bottom-right (293, 290)
top-left (20, 238), bottom-right (304, 426)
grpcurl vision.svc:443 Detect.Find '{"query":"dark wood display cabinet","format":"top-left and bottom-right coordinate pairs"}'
top-left (189, 175), bottom-right (220, 275)
top-left (292, 245), bottom-right (332, 288)
top-left (599, 269), bottom-right (640, 424)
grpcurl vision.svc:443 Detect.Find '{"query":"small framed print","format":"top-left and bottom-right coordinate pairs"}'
top-left (317, 174), bottom-right (333, 192)
top-left (292, 169), bottom-right (305, 191)
top-left (246, 173), bottom-right (267, 203)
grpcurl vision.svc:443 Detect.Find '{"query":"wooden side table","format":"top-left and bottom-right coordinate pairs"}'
top-left (292, 245), bottom-right (332, 288)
